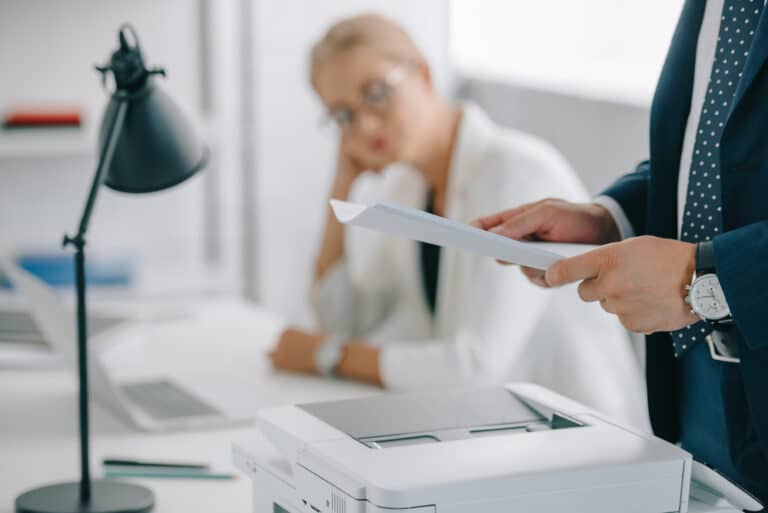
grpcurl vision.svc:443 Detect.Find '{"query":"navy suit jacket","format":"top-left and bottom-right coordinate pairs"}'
top-left (602, 0), bottom-right (768, 499)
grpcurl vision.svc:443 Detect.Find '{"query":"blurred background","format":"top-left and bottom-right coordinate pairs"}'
top-left (0, 0), bottom-right (683, 330)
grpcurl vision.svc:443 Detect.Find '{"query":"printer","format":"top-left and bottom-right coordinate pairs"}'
top-left (233, 383), bottom-right (762, 513)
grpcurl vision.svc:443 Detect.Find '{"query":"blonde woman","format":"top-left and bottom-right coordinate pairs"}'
top-left (270, 13), bottom-right (650, 428)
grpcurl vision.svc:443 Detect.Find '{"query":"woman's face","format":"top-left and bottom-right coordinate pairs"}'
top-left (314, 48), bottom-right (435, 170)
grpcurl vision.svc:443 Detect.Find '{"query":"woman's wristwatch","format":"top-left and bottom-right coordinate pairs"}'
top-left (314, 334), bottom-right (347, 377)
top-left (684, 241), bottom-right (732, 325)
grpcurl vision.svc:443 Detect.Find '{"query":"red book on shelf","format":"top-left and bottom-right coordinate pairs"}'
top-left (3, 109), bottom-right (83, 128)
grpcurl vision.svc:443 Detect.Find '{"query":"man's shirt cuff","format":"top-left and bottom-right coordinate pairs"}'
top-left (593, 195), bottom-right (636, 240)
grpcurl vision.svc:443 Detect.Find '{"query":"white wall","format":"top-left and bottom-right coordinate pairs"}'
top-left (251, 0), bottom-right (452, 326)
top-left (461, 78), bottom-right (650, 195)
top-left (0, 0), bottom-right (243, 295)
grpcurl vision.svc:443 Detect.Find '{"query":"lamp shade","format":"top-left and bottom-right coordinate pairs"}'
top-left (100, 83), bottom-right (207, 194)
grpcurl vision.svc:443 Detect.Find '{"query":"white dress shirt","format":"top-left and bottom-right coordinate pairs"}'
top-left (596, 0), bottom-right (766, 238)
top-left (312, 103), bottom-right (651, 429)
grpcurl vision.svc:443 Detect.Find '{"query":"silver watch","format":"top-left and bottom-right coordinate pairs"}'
top-left (314, 334), bottom-right (346, 377)
top-left (685, 274), bottom-right (731, 321)
top-left (684, 241), bottom-right (731, 322)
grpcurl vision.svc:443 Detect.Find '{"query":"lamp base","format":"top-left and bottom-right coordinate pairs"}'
top-left (16, 480), bottom-right (154, 513)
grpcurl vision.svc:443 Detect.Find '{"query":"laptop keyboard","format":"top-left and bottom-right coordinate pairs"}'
top-left (121, 379), bottom-right (222, 420)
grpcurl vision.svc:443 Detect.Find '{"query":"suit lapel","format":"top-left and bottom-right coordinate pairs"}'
top-left (732, 7), bottom-right (768, 109)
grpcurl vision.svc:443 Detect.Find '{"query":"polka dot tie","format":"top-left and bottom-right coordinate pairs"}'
top-left (671, 0), bottom-right (764, 358)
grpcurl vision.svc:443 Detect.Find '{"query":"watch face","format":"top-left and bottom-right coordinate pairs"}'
top-left (690, 274), bottom-right (731, 320)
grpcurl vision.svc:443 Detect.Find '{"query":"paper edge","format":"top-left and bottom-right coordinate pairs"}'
top-left (330, 199), bottom-right (366, 224)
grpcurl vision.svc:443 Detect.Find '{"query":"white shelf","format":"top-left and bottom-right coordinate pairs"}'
top-left (0, 114), bottom-right (215, 162)
top-left (0, 128), bottom-right (95, 161)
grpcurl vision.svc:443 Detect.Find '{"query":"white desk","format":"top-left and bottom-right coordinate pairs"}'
top-left (0, 299), bottom-right (378, 513)
top-left (0, 299), bottom-right (743, 513)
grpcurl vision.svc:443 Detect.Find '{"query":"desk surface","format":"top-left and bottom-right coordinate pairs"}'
top-left (0, 299), bottom-right (378, 513)
top-left (0, 299), bottom-right (739, 513)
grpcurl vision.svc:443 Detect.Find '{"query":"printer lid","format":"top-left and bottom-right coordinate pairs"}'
top-left (297, 388), bottom-right (568, 447)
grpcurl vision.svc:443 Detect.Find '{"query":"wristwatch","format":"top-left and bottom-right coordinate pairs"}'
top-left (684, 241), bottom-right (741, 363)
top-left (684, 241), bottom-right (732, 324)
top-left (314, 334), bottom-right (347, 377)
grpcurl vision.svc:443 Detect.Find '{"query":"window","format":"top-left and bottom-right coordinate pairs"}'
top-left (451, 0), bottom-right (685, 106)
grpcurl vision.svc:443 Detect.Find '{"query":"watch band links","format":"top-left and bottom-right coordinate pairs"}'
top-left (695, 240), bottom-right (716, 275)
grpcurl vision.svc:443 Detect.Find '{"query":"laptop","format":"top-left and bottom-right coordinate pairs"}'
top-left (3, 261), bottom-right (255, 432)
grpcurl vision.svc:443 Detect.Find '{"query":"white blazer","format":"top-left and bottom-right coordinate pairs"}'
top-left (312, 104), bottom-right (650, 429)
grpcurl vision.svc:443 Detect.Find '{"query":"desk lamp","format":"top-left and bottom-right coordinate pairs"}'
top-left (15, 24), bottom-right (207, 513)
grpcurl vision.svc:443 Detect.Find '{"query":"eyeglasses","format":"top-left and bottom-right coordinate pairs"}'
top-left (324, 63), bottom-right (415, 131)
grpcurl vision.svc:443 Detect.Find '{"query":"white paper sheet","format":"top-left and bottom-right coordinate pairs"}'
top-left (331, 200), bottom-right (598, 271)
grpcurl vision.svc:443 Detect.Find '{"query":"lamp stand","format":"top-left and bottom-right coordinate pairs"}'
top-left (15, 98), bottom-right (154, 513)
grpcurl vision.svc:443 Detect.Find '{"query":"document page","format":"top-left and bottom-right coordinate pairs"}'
top-left (331, 200), bottom-right (597, 270)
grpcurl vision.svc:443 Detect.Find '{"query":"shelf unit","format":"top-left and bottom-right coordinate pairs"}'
top-left (0, 127), bottom-right (94, 161)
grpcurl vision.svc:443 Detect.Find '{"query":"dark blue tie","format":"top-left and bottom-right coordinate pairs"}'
top-left (672, 0), bottom-right (764, 358)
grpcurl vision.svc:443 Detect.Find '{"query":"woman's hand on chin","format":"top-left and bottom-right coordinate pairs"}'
top-left (334, 136), bottom-right (391, 194)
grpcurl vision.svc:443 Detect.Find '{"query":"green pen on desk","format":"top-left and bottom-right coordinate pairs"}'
top-left (103, 458), bottom-right (236, 480)
top-left (103, 458), bottom-right (210, 470)
top-left (104, 469), bottom-right (237, 480)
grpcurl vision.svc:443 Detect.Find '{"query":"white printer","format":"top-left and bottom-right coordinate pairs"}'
top-left (233, 383), bottom-right (762, 513)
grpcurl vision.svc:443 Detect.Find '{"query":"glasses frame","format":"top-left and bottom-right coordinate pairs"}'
top-left (321, 62), bottom-right (416, 132)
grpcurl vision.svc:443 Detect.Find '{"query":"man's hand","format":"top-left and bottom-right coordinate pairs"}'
top-left (472, 199), bottom-right (622, 286)
top-left (545, 236), bottom-right (699, 333)
top-left (269, 328), bottom-right (325, 375)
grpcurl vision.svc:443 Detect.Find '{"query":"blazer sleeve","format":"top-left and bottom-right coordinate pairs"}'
top-left (713, 219), bottom-right (768, 351)
top-left (311, 256), bottom-right (398, 338)
top-left (600, 160), bottom-right (652, 236)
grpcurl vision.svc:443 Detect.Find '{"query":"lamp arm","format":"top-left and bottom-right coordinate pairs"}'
top-left (61, 96), bottom-right (128, 503)
top-left (73, 97), bottom-right (129, 241)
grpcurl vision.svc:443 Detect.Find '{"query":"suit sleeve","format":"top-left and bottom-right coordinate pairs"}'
top-left (713, 219), bottom-right (768, 351)
top-left (600, 160), bottom-right (652, 236)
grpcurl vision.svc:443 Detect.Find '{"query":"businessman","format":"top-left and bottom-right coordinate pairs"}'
top-left (475, 0), bottom-right (768, 501)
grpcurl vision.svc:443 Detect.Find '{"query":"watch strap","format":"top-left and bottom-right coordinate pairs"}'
top-left (695, 240), bottom-right (716, 275)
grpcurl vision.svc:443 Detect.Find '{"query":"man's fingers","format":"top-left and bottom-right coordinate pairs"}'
top-left (521, 266), bottom-right (544, 279)
top-left (472, 202), bottom-right (541, 231)
top-left (521, 266), bottom-right (549, 288)
top-left (471, 212), bottom-right (502, 230)
top-left (599, 298), bottom-right (617, 314)
top-left (545, 248), bottom-right (605, 287)
top-left (473, 209), bottom-right (514, 230)
top-left (577, 278), bottom-right (602, 302)
top-left (489, 206), bottom-right (549, 241)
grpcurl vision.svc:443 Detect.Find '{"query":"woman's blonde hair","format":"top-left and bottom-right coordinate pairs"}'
top-left (309, 13), bottom-right (425, 89)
